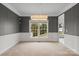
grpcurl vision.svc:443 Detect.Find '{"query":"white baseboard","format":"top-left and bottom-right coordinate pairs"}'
top-left (0, 33), bottom-right (19, 55)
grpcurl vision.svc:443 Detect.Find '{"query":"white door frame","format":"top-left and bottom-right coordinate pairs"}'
top-left (29, 20), bottom-right (48, 38)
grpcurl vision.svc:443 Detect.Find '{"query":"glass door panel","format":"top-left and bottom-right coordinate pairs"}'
top-left (39, 23), bottom-right (48, 37)
top-left (31, 23), bottom-right (38, 37)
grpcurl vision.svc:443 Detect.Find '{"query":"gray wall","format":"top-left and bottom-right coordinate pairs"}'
top-left (19, 17), bottom-right (30, 32)
top-left (65, 3), bottom-right (79, 36)
top-left (19, 16), bottom-right (58, 32)
top-left (60, 3), bottom-right (79, 52)
top-left (48, 17), bottom-right (58, 32)
top-left (0, 4), bottom-right (19, 36)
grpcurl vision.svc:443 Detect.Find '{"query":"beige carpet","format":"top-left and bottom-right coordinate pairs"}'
top-left (1, 42), bottom-right (79, 56)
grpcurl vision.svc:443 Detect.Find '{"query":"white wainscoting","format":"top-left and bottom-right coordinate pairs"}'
top-left (0, 32), bottom-right (59, 55)
top-left (60, 34), bottom-right (79, 54)
top-left (19, 32), bottom-right (59, 42)
top-left (1, 33), bottom-right (79, 55)
top-left (0, 33), bottom-right (19, 55)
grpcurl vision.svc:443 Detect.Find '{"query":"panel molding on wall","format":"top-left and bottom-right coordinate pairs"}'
top-left (0, 33), bottom-right (19, 55)
top-left (62, 34), bottom-right (79, 54)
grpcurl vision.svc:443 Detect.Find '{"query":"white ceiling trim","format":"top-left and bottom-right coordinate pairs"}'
top-left (2, 3), bottom-right (21, 16)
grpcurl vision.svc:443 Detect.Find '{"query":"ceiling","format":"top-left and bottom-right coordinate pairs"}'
top-left (2, 3), bottom-right (77, 16)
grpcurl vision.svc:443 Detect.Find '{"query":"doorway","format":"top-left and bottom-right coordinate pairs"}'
top-left (30, 20), bottom-right (48, 38)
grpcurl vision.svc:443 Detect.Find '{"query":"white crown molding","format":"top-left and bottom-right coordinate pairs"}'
top-left (58, 3), bottom-right (77, 16)
top-left (2, 3), bottom-right (21, 16)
